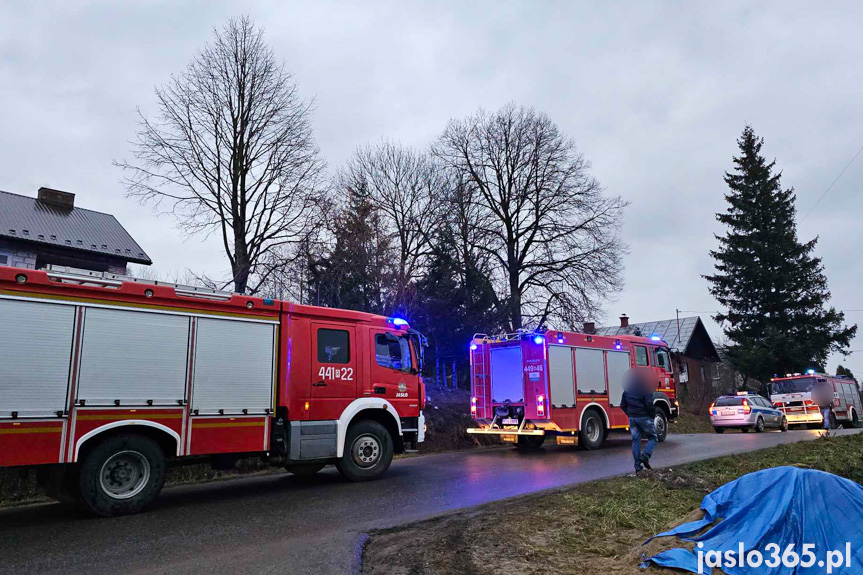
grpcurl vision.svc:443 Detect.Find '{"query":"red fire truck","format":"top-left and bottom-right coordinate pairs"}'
top-left (0, 265), bottom-right (426, 515)
top-left (467, 330), bottom-right (678, 449)
top-left (769, 372), bottom-right (862, 429)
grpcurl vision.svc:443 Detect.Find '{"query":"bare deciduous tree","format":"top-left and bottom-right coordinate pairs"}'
top-left (340, 141), bottom-right (446, 314)
top-left (116, 16), bottom-right (325, 294)
top-left (435, 103), bottom-right (628, 331)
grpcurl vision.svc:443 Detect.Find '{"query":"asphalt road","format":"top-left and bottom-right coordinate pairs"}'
top-left (1, 428), bottom-right (859, 575)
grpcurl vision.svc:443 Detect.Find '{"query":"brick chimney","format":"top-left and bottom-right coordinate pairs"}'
top-left (37, 187), bottom-right (75, 209)
top-left (583, 321), bottom-right (595, 334)
top-left (619, 314), bottom-right (629, 328)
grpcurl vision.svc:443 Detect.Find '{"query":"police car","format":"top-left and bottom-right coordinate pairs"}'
top-left (709, 392), bottom-right (788, 433)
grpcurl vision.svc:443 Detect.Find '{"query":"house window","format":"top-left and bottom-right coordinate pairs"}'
top-left (0, 252), bottom-right (9, 266)
top-left (679, 361), bottom-right (689, 383)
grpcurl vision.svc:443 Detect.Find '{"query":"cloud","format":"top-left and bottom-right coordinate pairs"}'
top-left (1, 0), bottom-right (860, 370)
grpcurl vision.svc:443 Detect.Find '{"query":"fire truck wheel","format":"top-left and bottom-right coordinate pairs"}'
top-left (578, 410), bottom-right (605, 450)
top-left (654, 411), bottom-right (668, 443)
top-left (336, 420), bottom-right (393, 482)
top-left (285, 463), bottom-right (326, 476)
top-left (754, 417), bottom-right (765, 433)
top-left (516, 435), bottom-right (545, 450)
top-left (78, 434), bottom-right (166, 517)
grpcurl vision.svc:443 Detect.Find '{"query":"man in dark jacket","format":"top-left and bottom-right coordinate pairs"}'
top-left (620, 366), bottom-right (658, 472)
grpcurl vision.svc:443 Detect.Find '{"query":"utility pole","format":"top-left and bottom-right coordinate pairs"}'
top-left (675, 309), bottom-right (681, 349)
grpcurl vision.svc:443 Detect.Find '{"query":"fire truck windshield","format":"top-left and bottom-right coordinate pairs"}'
top-left (771, 377), bottom-right (815, 394)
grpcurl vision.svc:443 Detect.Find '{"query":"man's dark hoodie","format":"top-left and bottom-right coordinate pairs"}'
top-left (620, 366), bottom-right (656, 418)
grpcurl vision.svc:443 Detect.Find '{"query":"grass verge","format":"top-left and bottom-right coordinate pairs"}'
top-left (362, 432), bottom-right (863, 575)
top-left (670, 412), bottom-right (714, 434)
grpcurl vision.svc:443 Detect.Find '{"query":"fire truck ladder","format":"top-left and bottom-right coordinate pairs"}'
top-left (43, 265), bottom-right (235, 301)
top-left (472, 345), bottom-right (488, 417)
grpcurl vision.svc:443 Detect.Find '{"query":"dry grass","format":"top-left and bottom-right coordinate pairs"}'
top-left (669, 412), bottom-right (714, 434)
top-left (363, 432), bottom-right (863, 575)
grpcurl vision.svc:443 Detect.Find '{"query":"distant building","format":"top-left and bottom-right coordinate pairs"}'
top-left (0, 187), bottom-right (151, 274)
top-left (596, 314), bottom-right (723, 410)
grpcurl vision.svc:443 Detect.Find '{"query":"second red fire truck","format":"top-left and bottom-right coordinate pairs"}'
top-left (0, 265), bottom-right (426, 515)
top-left (467, 329), bottom-right (679, 449)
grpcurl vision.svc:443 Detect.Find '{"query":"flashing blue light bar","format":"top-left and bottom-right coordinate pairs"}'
top-left (469, 342), bottom-right (478, 351)
top-left (650, 335), bottom-right (661, 341)
top-left (533, 335), bottom-right (545, 345)
top-left (806, 369), bottom-right (816, 375)
top-left (388, 317), bottom-right (409, 327)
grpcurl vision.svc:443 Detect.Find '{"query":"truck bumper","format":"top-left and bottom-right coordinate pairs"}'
top-left (786, 413), bottom-right (822, 424)
top-left (417, 412), bottom-right (426, 443)
top-left (466, 427), bottom-right (545, 436)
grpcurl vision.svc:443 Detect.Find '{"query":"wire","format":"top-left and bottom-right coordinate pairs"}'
top-left (801, 143), bottom-right (863, 222)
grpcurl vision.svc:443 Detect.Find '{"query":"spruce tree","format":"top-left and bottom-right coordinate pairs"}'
top-left (705, 126), bottom-right (856, 386)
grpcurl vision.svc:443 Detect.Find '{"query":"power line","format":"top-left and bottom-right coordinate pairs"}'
top-left (800, 143), bottom-right (863, 222)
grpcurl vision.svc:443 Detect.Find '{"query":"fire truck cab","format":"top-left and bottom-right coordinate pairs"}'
top-left (769, 372), bottom-right (862, 429)
top-left (0, 265), bottom-right (426, 515)
top-left (467, 330), bottom-right (678, 450)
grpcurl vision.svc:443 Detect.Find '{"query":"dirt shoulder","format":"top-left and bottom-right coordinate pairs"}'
top-left (362, 432), bottom-right (863, 575)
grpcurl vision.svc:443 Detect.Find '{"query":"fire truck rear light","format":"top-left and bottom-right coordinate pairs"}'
top-left (537, 395), bottom-right (545, 416)
top-left (304, 402), bottom-right (310, 411)
top-left (15, 274), bottom-right (27, 284)
top-left (470, 397), bottom-right (477, 414)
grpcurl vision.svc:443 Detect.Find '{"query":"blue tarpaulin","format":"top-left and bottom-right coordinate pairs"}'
top-left (641, 467), bottom-right (863, 574)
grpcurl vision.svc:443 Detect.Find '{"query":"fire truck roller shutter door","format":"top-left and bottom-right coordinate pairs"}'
top-left (548, 346), bottom-right (575, 408)
top-left (490, 346), bottom-right (524, 403)
top-left (77, 308), bottom-right (189, 406)
top-left (0, 298), bottom-right (75, 418)
top-left (192, 318), bottom-right (276, 415)
top-left (606, 350), bottom-right (630, 407)
top-left (575, 348), bottom-right (605, 395)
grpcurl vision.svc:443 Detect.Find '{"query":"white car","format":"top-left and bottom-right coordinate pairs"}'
top-left (710, 394), bottom-right (788, 433)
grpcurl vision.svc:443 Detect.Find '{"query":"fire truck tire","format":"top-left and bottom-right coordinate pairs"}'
top-left (654, 411), bottom-right (668, 443)
top-left (285, 463), bottom-right (326, 476)
top-left (77, 434), bottom-right (166, 517)
top-left (578, 410), bottom-right (605, 450)
top-left (516, 435), bottom-right (545, 450)
top-left (336, 420), bottom-right (394, 482)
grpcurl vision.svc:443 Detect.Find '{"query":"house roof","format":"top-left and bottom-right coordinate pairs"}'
top-left (596, 316), bottom-right (720, 361)
top-left (0, 189), bottom-right (151, 265)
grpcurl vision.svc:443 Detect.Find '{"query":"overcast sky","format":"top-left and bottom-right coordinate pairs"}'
top-left (1, 1), bottom-right (861, 372)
